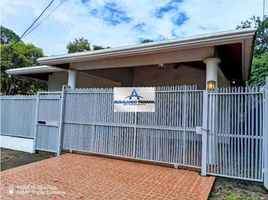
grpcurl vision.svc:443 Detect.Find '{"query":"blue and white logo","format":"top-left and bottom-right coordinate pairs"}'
top-left (125, 89), bottom-right (143, 100)
top-left (114, 87), bottom-right (155, 112)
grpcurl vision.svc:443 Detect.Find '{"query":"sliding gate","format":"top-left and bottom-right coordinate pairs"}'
top-left (60, 85), bottom-right (266, 182)
top-left (62, 86), bottom-right (203, 168)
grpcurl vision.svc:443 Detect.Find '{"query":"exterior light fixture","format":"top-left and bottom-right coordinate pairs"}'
top-left (231, 79), bottom-right (238, 86)
top-left (158, 64), bottom-right (164, 69)
top-left (207, 80), bottom-right (216, 90)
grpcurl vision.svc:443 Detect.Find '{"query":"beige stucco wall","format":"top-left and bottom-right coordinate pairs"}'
top-left (48, 71), bottom-right (121, 91)
top-left (48, 65), bottom-right (230, 90)
top-left (132, 64), bottom-right (229, 89)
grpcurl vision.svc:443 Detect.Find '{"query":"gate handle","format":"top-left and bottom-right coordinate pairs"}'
top-left (196, 126), bottom-right (209, 135)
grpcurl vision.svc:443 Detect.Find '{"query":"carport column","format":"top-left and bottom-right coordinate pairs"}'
top-left (203, 57), bottom-right (221, 89)
top-left (67, 70), bottom-right (77, 89)
top-left (203, 57), bottom-right (220, 167)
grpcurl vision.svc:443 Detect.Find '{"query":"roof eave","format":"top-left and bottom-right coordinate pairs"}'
top-left (38, 28), bottom-right (256, 65)
top-left (6, 65), bottom-right (65, 75)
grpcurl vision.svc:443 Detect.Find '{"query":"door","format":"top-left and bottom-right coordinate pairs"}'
top-left (34, 92), bottom-right (62, 153)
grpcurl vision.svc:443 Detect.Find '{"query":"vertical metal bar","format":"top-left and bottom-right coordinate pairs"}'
top-left (253, 88), bottom-right (261, 179)
top-left (201, 90), bottom-right (208, 176)
top-left (218, 90), bottom-right (222, 176)
top-left (245, 87), bottom-right (248, 178)
top-left (182, 86), bottom-right (187, 165)
top-left (249, 88), bottom-right (256, 178)
top-left (57, 86), bottom-right (66, 156)
top-left (264, 77), bottom-right (268, 189)
top-left (32, 93), bottom-right (40, 153)
top-left (133, 111), bottom-right (137, 158)
top-left (234, 87), bottom-right (237, 177)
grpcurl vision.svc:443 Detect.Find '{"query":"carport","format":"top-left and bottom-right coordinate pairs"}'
top-left (6, 28), bottom-right (256, 90)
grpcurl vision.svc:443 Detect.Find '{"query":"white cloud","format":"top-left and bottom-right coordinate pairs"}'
top-left (0, 0), bottom-right (265, 56)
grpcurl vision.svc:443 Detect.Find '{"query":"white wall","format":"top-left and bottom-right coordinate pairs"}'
top-left (48, 71), bottom-right (121, 91)
top-left (133, 64), bottom-right (230, 89)
top-left (48, 65), bottom-right (229, 90)
top-left (0, 135), bottom-right (34, 153)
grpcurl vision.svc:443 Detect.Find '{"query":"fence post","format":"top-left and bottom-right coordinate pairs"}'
top-left (32, 92), bottom-right (40, 153)
top-left (57, 85), bottom-right (67, 156)
top-left (201, 90), bottom-right (208, 176)
top-left (264, 77), bottom-right (268, 189)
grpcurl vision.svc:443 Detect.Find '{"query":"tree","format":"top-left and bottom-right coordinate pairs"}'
top-left (141, 39), bottom-right (154, 43)
top-left (248, 52), bottom-right (268, 85)
top-left (66, 38), bottom-right (91, 53)
top-left (237, 16), bottom-right (268, 85)
top-left (92, 45), bottom-right (110, 50)
top-left (237, 16), bottom-right (268, 55)
top-left (0, 27), bottom-right (47, 95)
top-left (0, 26), bottom-right (20, 44)
top-left (67, 38), bottom-right (109, 53)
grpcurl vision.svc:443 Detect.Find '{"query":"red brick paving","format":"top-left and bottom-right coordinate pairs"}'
top-left (0, 153), bottom-right (215, 199)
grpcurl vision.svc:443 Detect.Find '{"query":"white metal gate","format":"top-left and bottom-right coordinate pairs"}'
top-left (62, 86), bottom-right (203, 168)
top-left (34, 92), bottom-right (63, 153)
top-left (205, 87), bottom-right (264, 181)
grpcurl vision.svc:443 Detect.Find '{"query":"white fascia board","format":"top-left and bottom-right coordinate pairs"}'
top-left (38, 28), bottom-right (256, 65)
top-left (6, 65), bottom-right (65, 75)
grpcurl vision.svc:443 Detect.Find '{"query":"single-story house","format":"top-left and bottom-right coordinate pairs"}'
top-left (6, 28), bottom-right (256, 90)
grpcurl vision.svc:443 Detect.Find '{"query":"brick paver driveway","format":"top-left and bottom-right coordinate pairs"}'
top-left (1, 153), bottom-right (215, 199)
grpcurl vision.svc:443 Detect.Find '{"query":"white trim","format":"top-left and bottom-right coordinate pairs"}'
top-left (38, 28), bottom-right (256, 65)
top-left (6, 65), bottom-right (65, 75)
top-left (0, 135), bottom-right (34, 153)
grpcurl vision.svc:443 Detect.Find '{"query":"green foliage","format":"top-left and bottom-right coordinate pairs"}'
top-left (0, 26), bottom-right (20, 44)
top-left (0, 27), bottom-right (47, 95)
top-left (226, 192), bottom-right (241, 200)
top-left (223, 191), bottom-right (259, 200)
top-left (248, 52), bottom-right (268, 85)
top-left (141, 39), bottom-right (154, 43)
top-left (92, 45), bottom-right (105, 50)
top-left (237, 16), bottom-right (268, 86)
top-left (67, 38), bottom-right (109, 53)
top-left (66, 37), bottom-right (91, 53)
top-left (237, 16), bottom-right (267, 55)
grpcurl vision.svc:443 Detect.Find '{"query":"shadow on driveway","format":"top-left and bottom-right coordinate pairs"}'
top-left (1, 148), bottom-right (54, 171)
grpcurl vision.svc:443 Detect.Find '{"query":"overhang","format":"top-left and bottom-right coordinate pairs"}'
top-left (38, 28), bottom-right (256, 65)
top-left (7, 28), bottom-right (256, 83)
top-left (6, 65), bottom-right (65, 81)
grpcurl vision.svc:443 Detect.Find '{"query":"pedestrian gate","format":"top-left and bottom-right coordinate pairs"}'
top-left (34, 92), bottom-right (62, 153)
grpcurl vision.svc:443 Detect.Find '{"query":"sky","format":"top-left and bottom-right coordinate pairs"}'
top-left (1, 0), bottom-right (266, 56)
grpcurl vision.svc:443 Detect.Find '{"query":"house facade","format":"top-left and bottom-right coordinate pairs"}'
top-left (6, 28), bottom-right (256, 90)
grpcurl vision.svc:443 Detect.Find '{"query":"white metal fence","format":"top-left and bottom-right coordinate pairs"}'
top-left (0, 81), bottom-right (267, 186)
top-left (0, 95), bottom-right (36, 138)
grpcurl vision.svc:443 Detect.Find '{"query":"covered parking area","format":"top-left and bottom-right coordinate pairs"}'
top-left (6, 28), bottom-right (256, 90)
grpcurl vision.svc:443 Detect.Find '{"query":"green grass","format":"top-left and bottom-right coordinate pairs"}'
top-left (225, 191), bottom-right (259, 200)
